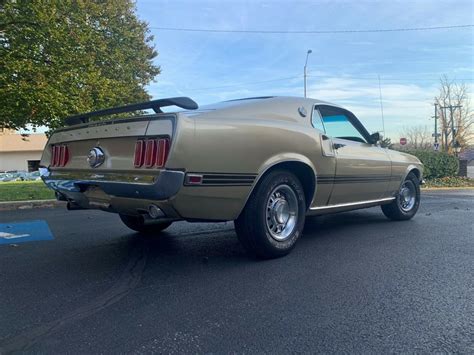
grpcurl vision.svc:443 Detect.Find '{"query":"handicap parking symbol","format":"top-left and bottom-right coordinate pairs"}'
top-left (0, 220), bottom-right (54, 245)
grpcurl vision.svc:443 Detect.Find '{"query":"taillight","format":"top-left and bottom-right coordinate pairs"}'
top-left (156, 138), bottom-right (170, 168)
top-left (59, 145), bottom-right (69, 167)
top-left (51, 146), bottom-right (57, 166)
top-left (134, 137), bottom-right (170, 169)
top-left (144, 139), bottom-right (157, 168)
top-left (134, 140), bottom-right (145, 167)
top-left (53, 145), bottom-right (60, 166)
top-left (51, 144), bottom-right (70, 167)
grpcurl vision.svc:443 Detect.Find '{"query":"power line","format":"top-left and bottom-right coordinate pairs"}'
top-left (149, 24), bottom-right (474, 34)
top-left (177, 74), bottom-right (473, 93)
top-left (307, 75), bottom-right (474, 81)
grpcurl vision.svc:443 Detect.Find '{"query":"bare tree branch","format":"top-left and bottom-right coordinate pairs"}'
top-left (434, 77), bottom-right (473, 152)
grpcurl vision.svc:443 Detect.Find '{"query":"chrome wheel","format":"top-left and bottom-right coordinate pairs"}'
top-left (265, 184), bottom-right (298, 241)
top-left (398, 180), bottom-right (416, 212)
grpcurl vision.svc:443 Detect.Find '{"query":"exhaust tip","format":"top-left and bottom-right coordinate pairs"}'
top-left (67, 201), bottom-right (83, 210)
top-left (148, 204), bottom-right (165, 219)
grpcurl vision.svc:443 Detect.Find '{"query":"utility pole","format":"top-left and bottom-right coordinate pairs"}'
top-left (378, 75), bottom-right (386, 137)
top-left (449, 106), bottom-right (455, 149)
top-left (442, 106), bottom-right (449, 151)
top-left (439, 104), bottom-right (462, 152)
top-left (434, 103), bottom-right (438, 150)
top-left (303, 49), bottom-right (312, 98)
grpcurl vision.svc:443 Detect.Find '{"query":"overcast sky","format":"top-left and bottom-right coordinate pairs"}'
top-left (136, 0), bottom-right (473, 139)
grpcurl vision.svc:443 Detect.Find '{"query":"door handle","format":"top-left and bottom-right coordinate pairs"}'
top-left (333, 143), bottom-right (346, 149)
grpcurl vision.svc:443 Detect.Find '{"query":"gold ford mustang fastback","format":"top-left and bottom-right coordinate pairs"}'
top-left (41, 96), bottom-right (423, 258)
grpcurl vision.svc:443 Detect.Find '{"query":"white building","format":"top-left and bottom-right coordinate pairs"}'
top-left (0, 129), bottom-right (47, 171)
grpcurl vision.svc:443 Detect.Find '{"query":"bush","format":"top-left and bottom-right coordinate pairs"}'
top-left (404, 150), bottom-right (459, 179)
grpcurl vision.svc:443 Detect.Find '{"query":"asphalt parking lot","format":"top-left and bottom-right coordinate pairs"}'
top-left (0, 190), bottom-right (473, 353)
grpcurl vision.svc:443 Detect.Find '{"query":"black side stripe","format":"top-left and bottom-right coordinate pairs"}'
top-left (318, 175), bottom-right (402, 184)
top-left (187, 173), bottom-right (257, 186)
top-left (186, 173), bottom-right (401, 186)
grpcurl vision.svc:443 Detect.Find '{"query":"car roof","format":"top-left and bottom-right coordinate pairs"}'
top-left (182, 96), bottom-right (344, 124)
top-left (198, 96), bottom-right (341, 110)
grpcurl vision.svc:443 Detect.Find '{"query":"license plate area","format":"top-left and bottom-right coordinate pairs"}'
top-left (83, 185), bottom-right (111, 205)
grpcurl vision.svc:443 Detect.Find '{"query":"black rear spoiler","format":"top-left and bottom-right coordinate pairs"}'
top-left (64, 97), bottom-right (198, 126)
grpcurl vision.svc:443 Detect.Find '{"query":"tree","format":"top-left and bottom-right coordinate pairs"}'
top-left (399, 125), bottom-right (432, 150)
top-left (0, 0), bottom-right (160, 131)
top-left (380, 137), bottom-right (393, 149)
top-left (435, 76), bottom-right (473, 152)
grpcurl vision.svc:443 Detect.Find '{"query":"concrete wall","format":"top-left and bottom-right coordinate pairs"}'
top-left (0, 151), bottom-right (42, 171)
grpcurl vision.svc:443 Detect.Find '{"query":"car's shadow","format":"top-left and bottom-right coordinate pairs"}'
top-left (303, 209), bottom-right (390, 236)
top-left (130, 207), bottom-right (392, 265)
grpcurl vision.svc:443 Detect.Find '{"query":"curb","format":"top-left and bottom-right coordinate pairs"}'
top-left (0, 200), bottom-right (65, 211)
top-left (421, 187), bottom-right (474, 191)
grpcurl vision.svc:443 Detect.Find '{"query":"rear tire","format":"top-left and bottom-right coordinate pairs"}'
top-left (119, 214), bottom-right (172, 234)
top-left (381, 172), bottom-right (420, 221)
top-left (235, 170), bottom-right (306, 259)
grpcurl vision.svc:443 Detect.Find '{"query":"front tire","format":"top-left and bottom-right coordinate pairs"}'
top-left (119, 214), bottom-right (172, 234)
top-left (235, 170), bottom-right (306, 259)
top-left (381, 172), bottom-right (420, 220)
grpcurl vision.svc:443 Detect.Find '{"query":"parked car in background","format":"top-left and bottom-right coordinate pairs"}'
top-left (5, 171), bottom-right (28, 181)
top-left (40, 96), bottom-right (423, 258)
top-left (0, 173), bottom-right (15, 182)
top-left (25, 171), bottom-right (42, 181)
top-left (0, 171), bottom-right (28, 181)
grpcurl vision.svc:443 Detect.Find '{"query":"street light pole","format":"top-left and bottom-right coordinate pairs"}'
top-left (304, 49), bottom-right (312, 98)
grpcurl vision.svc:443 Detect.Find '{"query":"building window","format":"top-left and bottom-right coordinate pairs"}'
top-left (27, 160), bottom-right (40, 172)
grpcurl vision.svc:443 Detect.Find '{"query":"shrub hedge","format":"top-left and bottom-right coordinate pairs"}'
top-left (403, 150), bottom-right (459, 179)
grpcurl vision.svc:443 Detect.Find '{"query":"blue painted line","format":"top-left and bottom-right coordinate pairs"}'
top-left (0, 220), bottom-right (54, 245)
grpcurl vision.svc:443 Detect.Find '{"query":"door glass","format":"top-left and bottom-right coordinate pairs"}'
top-left (319, 107), bottom-right (366, 143)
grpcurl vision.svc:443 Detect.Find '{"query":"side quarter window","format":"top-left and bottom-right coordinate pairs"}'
top-left (311, 107), bottom-right (325, 132)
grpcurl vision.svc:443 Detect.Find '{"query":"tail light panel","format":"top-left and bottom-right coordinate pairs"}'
top-left (133, 137), bottom-right (170, 169)
top-left (50, 144), bottom-right (70, 167)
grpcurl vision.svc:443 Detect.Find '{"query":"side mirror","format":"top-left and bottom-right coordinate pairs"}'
top-left (369, 132), bottom-right (381, 144)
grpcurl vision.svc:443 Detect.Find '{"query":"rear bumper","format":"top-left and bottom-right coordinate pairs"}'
top-left (42, 169), bottom-right (185, 201)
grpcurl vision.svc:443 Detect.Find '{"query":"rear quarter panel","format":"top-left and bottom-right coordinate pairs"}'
top-left (170, 113), bottom-right (330, 220)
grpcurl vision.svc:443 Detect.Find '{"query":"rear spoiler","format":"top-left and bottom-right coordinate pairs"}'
top-left (64, 97), bottom-right (199, 126)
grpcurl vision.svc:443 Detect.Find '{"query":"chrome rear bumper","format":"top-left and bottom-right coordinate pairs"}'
top-left (42, 169), bottom-right (185, 201)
